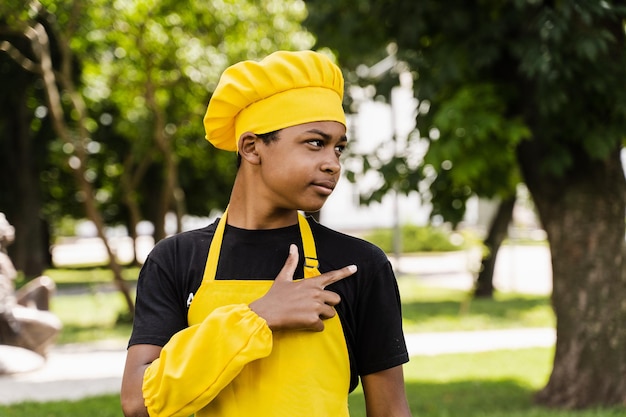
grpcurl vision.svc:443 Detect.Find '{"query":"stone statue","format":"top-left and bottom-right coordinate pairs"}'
top-left (0, 213), bottom-right (62, 373)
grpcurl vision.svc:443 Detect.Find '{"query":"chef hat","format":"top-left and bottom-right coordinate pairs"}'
top-left (204, 50), bottom-right (346, 152)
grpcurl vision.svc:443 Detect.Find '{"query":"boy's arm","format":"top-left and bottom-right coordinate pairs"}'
top-left (362, 365), bottom-right (413, 417)
top-left (122, 305), bottom-right (272, 417)
top-left (121, 344), bottom-right (161, 417)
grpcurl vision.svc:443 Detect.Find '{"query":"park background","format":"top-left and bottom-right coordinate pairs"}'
top-left (1, 0), bottom-right (626, 415)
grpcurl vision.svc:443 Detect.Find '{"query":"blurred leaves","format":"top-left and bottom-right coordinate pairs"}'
top-left (1, 0), bottom-right (315, 235)
top-left (305, 0), bottom-right (626, 226)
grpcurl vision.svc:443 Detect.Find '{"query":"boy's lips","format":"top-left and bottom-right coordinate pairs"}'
top-left (311, 180), bottom-right (336, 195)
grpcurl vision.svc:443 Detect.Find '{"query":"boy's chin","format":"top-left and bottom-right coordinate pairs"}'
top-left (299, 204), bottom-right (324, 214)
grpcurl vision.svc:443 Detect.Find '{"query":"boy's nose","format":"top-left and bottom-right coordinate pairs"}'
top-left (321, 156), bottom-right (341, 174)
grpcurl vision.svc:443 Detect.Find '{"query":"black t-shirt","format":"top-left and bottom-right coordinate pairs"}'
top-left (129, 216), bottom-right (409, 391)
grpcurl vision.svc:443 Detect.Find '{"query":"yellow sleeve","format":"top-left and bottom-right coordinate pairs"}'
top-left (142, 304), bottom-right (272, 417)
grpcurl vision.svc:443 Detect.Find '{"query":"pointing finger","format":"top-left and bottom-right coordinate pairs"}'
top-left (318, 264), bottom-right (357, 288)
top-left (275, 244), bottom-right (299, 282)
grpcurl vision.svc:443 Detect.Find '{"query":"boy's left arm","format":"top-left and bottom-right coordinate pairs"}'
top-left (362, 365), bottom-right (413, 417)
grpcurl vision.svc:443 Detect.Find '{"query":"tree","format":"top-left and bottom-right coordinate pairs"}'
top-left (307, 11), bottom-right (528, 299)
top-left (1, 0), bottom-right (317, 316)
top-left (305, 0), bottom-right (626, 409)
top-left (0, 6), bottom-right (57, 276)
top-left (84, 0), bottom-right (314, 242)
top-left (0, 0), bottom-right (136, 315)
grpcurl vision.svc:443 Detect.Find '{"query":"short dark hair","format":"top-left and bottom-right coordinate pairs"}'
top-left (236, 130), bottom-right (281, 167)
top-left (255, 130), bottom-right (281, 144)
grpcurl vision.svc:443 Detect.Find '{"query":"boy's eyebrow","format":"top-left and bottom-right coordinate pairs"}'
top-left (305, 129), bottom-right (348, 143)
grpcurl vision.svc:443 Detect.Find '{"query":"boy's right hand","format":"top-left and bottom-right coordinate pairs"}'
top-left (249, 244), bottom-right (357, 332)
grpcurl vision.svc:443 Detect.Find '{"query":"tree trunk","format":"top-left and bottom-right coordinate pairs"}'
top-left (13, 88), bottom-right (48, 277)
top-left (121, 158), bottom-right (145, 266)
top-left (15, 20), bottom-right (136, 317)
top-left (119, 140), bottom-right (155, 265)
top-left (145, 78), bottom-right (184, 242)
top-left (519, 142), bottom-right (626, 408)
top-left (1, 67), bottom-right (49, 277)
top-left (473, 195), bottom-right (516, 298)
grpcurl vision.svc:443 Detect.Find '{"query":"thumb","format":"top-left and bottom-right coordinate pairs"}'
top-left (275, 244), bottom-right (299, 282)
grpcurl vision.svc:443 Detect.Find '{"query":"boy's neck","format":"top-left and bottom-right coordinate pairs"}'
top-left (226, 176), bottom-right (299, 230)
top-left (225, 203), bottom-right (299, 230)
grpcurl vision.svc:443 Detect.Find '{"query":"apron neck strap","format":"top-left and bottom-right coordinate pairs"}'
top-left (203, 209), bottom-right (320, 281)
top-left (298, 213), bottom-right (319, 278)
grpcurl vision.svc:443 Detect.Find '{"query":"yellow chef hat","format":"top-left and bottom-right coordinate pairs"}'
top-left (204, 50), bottom-right (346, 152)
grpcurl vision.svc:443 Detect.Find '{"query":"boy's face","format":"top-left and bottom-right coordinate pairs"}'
top-left (254, 121), bottom-right (347, 213)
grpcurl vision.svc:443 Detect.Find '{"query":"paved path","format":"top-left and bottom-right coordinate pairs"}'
top-left (0, 341), bottom-right (127, 405)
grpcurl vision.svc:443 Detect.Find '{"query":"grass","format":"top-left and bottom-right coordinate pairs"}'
top-left (350, 348), bottom-right (625, 417)
top-left (42, 266), bottom-right (140, 289)
top-left (26, 266), bottom-right (137, 344)
top-left (3, 348), bottom-right (625, 417)
top-left (0, 396), bottom-right (123, 417)
top-left (398, 278), bottom-right (555, 332)
top-left (1, 268), bottom-right (623, 416)
top-left (50, 291), bottom-right (133, 344)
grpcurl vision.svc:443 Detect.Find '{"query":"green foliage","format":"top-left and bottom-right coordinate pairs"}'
top-left (363, 224), bottom-right (464, 253)
top-left (0, 3), bottom-right (28, 27)
top-left (427, 83), bottom-right (529, 195)
top-left (71, 0), bottom-right (315, 220)
top-left (0, 0), bottom-right (316, 240)
top-left (305, 0), bottom-right (626, 224)
top-left (302, 1), bottom-right (390, 69)
top-left (421, 83), bottom-right (530, 224)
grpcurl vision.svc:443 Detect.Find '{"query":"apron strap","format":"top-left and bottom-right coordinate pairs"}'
top-left (202, 208), bottom-right (229, 282)
top-left (298, 213), bottom-right (320, 278)
top-left (203, 209), bottom-right (320, 281)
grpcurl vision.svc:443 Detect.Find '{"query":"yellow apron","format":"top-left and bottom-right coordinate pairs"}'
top-left (143, 210), bottom-right (350, 417)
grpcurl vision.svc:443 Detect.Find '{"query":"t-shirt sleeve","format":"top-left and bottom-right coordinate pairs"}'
top-left (355, 247), bottom-right (409, 376)
top-left (128, 246), bottom-right (190, 347)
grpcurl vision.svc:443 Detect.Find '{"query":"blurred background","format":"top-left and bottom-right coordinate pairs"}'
top-left (1, 0), bottom-right (626, 414)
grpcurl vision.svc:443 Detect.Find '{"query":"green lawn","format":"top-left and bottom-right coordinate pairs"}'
top-left (398, 277), bottom-right (555, 333)
top-left (50, 290), bottom-right (133, 344)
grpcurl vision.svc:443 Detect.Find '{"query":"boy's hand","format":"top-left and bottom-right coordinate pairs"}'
top-left (249, 244), bottom-right (357, 332)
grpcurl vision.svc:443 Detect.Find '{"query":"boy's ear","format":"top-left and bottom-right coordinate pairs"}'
top-left (238, 132), bottom-right (261, 165)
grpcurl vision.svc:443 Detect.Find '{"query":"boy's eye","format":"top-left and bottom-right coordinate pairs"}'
top-left (306, 139), bottom-right (347, 156)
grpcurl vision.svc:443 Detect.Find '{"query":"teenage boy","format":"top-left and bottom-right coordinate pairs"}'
top-left (121, 50), bottom-right (412, 417)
